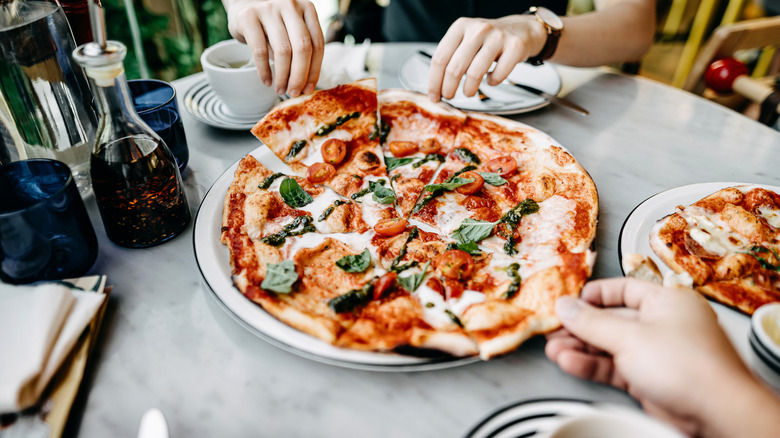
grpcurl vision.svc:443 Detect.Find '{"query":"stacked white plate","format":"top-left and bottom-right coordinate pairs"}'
top-left (750, 303), bottom-right (780, 379)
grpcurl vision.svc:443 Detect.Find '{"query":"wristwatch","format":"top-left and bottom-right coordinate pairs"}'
top-left (525, 6), bottom-right (564, 66)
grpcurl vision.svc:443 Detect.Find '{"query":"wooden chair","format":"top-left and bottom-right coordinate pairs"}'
top-left (683, 15), bottom-right (780, 92)
top-left (683, 16), bottom-right (780, 126)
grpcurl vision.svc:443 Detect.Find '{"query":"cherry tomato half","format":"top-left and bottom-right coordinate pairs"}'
top-left (374, 218), bottom-right (408, 237)
top-left (321, 139), bottom-right (347, 165)
top-left (438, 249), bottom-right (474, 280)
top-left (426, 277), bottom-right (444, 296)
top-left (373, 272), bottom-right (398, 300)
top-left (419, 138), bottom-right (441, 154)
top-left (389, 141), bottom-right (418, 157)
top-left (456, 171), bottom-right (484, 195)
top-left (485, 156), bottom-right (518, 177)
top-left (307, 162), bottom-right (335, 183)
top-left (444, 279), bottom-right (465, 300)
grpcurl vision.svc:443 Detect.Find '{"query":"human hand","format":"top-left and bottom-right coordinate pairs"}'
top-left (545, 278), bottom-right (778, 437)
top-left (225, 0), bottom-right (325, 97)
top-left (426, 15), bottom-right (547, 102)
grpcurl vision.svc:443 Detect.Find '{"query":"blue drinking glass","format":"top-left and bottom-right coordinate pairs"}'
top-left (0, 159), bottom-right (98, 284)
top-left (128, 79), bottom-right (190, 171)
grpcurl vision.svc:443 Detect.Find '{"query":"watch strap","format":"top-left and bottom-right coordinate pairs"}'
top-left (525, 7), bottom-right (563, 66)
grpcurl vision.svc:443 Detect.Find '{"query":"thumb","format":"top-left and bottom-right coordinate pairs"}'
top-left (555, 295), bottom-right (636, 353)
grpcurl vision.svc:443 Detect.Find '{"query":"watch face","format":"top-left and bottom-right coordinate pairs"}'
top-left (536, 7), bottom-right (564, 31)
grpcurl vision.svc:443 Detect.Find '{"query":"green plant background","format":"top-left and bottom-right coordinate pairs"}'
top-left (104, 0), bottom-right (230, 81)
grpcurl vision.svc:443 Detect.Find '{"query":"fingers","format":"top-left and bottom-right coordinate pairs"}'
top-left (427, 22), bottom-right (464, 102)
top-left (280, 7), bottom-right (312, 97)
top-left (240, 13), bottom-right (273, 88)
top-left (301, 3), bottom-right (324, 94)
top-left (262, 13), bottom-right (292, 95)
top-left (580, 277), bottom-right (661, 310)
top-left (461, 38), bottom-right (502, 97)
top-left (555, 295), bottom-right (638, 353)
top-left (230, 1), bottom-right (324, 96)
top-left (485, 38), bottom-right (525, 86)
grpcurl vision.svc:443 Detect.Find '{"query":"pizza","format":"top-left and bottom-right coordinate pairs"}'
top-left (222, 81), bottom-right (599, 360)
top-left (649, 185), bottom-right (780, 314)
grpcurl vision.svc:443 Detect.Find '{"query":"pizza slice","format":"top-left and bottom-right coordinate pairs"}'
top-left (650, 185), bottom-right (780, 314)
top-left (251, 78), bottom-right (386, 197)
top-left (377, 89), bottom-right (466, 216)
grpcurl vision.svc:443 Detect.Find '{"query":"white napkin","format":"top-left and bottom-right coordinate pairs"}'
top-left (0, 280), bottom-right (106, 413)
top-left (318, 41), bottom-right (371, 89)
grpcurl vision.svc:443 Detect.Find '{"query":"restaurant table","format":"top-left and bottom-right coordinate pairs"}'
top-left (74, 43), bottom-right (780, 437)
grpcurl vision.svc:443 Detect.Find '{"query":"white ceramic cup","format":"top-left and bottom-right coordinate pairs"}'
top-left (544, 409), bottom-right (684, 438)
top-left (200, 39), bottom-right (277, 118)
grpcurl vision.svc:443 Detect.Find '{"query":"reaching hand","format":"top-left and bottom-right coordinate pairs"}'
top-left (545, 278), bottom-right (780, 437)
top-left (225, 0), bottom-right (325, 97)
top-left (426, 15), bottom-right (546, 102)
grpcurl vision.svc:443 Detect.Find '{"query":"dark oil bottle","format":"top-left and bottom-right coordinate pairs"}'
top-left (91, 135), bottom-right (190, 247)
top-left (74, 40), bottom-right (190, 248)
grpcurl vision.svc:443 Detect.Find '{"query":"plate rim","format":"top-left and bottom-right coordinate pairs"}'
top-left (465, 397), bottom-right (597, 438)
top-left (398, 52), bottom-right (562, 115)
top-left (192, 145), bottom-right (480, 371)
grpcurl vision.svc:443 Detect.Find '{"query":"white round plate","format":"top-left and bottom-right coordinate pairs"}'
top-left (183, 74), bottom-right (278, 131)
top-left (618, 182), bottom-right (780, 365)
top-left (465, 398), bottom-right (598, 438)
top-left (193, 145), bottom-right (479, 371)
top-left (466, 398), bottom-right (679, 438)
top-left (399, 52), bottom-right (562, 115)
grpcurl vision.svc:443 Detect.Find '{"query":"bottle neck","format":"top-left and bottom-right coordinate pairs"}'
top-left (86, 63), bottom-right (142, 124)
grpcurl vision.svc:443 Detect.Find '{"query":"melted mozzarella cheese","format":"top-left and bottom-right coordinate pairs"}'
top-left (355, 176), bottom-right (393, 227)
top-left (274, 114), bottom-right (318, 160)
top-left (759, 206), bottom-right (780, 228)
top-left (683, 213), bottom-right (747, 256)
top-left (435, 192), bottom-right (473, 235)
top-left (415, 284), bottom-right (456, 329)
top-left (285, 231), bottom-right (377, 259)
top-left (297, 188), bottom-right (344, 233)
top-left (449, 290), bottom-right (486, 317)
top-left (518, 195), bottom-right (576, 247)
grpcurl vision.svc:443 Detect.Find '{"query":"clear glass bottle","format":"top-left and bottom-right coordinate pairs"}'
top-left (73, 40), bottom-right (190, 248)
top-left (0, 0), bottom-right (96, 194)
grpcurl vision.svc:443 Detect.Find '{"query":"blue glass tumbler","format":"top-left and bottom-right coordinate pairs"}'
top-left (128, 79), bottom-right (190, 171)
top-left (0, 159), bottom-right (98, 284)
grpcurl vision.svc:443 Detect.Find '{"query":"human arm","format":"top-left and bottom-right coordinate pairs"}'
top-left (545, 278), bottom-right (780, 438)
top-left (427, 0), bottom-right (655, 101)
top-left (222, 0), bottom-right (325, 97)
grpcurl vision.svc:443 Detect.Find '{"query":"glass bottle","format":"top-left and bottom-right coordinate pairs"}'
top-left (0, 0), bottom-right (97, 195)
top-left (73, 40), bottom-right (190, 248)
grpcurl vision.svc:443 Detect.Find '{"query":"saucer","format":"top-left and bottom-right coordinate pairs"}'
top-left (183, 75), bottom-right (278, 131)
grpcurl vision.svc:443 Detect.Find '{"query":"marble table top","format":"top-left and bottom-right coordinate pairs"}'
top-left (74, 43), bottom-right (780, 437)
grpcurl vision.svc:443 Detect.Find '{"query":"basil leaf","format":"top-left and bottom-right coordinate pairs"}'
top-left (477, 172), bottom-right (507, 186)
top-left (454, 147), bottom-right (481, 164)
top-left (261, 261), bottom-right (298, 293)
top-left (385, 156), bottom-right (415, 171)
top-left (372, 184), bottom-right (396, 204)
top-left (336, 249), bottom-right (372, 273)
top-left (423, 177), bottom-right (474, 192)
top-left (452, 218), bottom-right (496, 245)
top-left (398, 260), bottom-right (431, 292)
top-left (456, 241), bottom-right (482, 255)
top-left (280, 177), bottom-right (313, 208)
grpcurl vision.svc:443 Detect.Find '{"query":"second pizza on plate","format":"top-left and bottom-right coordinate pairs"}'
top-left (222, 79), bottom-right (599, 360)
